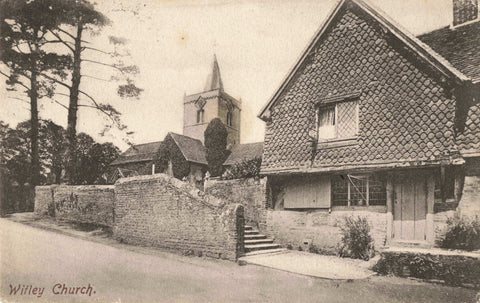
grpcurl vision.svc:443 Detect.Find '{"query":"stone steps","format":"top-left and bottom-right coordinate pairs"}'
top-left (245, 234), bottom-right (267, 240)
top-left (243, 248), bottom-right (288, 257)
top-left (245, 238), bottom-right (275, 245)
top-left (243, 225), bottom-right (283, 255)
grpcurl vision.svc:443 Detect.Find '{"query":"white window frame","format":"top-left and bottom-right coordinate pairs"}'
top-left (317, 104), bottom-right (336, 140)
top-left (317, 100), bottom-right (359, 142)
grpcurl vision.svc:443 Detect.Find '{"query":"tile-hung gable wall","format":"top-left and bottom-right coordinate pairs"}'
top-left (262, 4), bottom-right (458, 173)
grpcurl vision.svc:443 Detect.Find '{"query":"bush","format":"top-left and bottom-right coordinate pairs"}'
top-left (337, 216), bottom-right (375, 261)
top-left (373, 251), bottom-right (480, 287)
top-left (222, 157), bottom-right (262, 180)
top-left (204, 118), bottom-right (228, 177)
top-left (440, 215), bottom-right (480, 251)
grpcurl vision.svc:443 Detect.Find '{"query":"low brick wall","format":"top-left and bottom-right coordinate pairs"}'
top-left (34, 185), bottom-right (115, 227)
top-left (114, 174), bottom-right (244, 260)
top-left (204, 178), bottom-right (269, 229)
top-left (265, 209), bottom-right (387, 254)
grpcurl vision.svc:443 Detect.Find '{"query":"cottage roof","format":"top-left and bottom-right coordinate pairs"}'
top-left (224, 142), bottom-right (264, 166)
top-left (417, 22), bottom-right (480, 157)
top-left (169, 132), bottom-right (207, 165)
top-left (418, 22), bottom-right (480, 83)
top-left (258, 0), bottom-right (476, 175)
top-left (258, 0), bottom-right (470, 121)
top-left (110, 141), bottom-right (162, 165)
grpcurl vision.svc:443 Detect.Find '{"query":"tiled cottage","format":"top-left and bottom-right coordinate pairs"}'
top-left (257, 0), bottom-right (480, 251)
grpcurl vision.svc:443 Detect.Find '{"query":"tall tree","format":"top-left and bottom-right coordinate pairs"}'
top-left (1, 119), bottom-right (119, 186)
top-left (0, 0), bottom-right (71, 185)
top-left (39, 120), bottom-right (66, 184)
top-left (204, 118), bottom-right (229, 177)
top-left (2, 120), bottom-right (66, 184)
top-left (40, 0), bottom-right (142, 184)
top-left (81, 142), bottom-right (120, 184)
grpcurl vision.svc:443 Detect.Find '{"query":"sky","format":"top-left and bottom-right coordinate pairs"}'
top-left (0, 0), bottom-right (453, 151)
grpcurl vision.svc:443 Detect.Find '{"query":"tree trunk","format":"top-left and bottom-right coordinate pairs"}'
top-left (30, 71), bottom-right (40, 186)
top-left (65, 23), bottom-right (83, 184)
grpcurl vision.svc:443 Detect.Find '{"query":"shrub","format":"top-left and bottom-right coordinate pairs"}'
top-left (372, 251), bottom-right (480, 287)
top-left (440, 215), bottom-right (480, 251)
top-left (337, 216), bottom-right (375, 261)
top-left (204, 118), bottom-right (228, 177)
top-left (222, 157), bottom-right (262, 180)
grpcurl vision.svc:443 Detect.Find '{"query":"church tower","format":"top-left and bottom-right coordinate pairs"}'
top-left (183, 55), bottom-right (241, 146)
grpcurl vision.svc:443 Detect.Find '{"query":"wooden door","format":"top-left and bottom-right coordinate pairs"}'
top-left (393, 173), bottom-right (427, 241)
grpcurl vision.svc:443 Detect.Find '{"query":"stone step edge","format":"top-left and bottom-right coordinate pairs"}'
top-left (244, 235), bottom-right (267, 240)
top-left (245, 239), bottom-right (274, 244)
top-left (241, 248), bottom-right (288, 257)
top-left (245, 243), bottom-right (280, 249)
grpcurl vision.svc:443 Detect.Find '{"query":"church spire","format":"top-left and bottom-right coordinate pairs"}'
top-left (204, 54), bottom-right (223, 92)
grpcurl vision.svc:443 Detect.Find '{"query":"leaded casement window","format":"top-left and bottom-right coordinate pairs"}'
top-left (196, 109), bottom-right (205, 123)
top-left (332, 174), bottom-right (386, 207)
top-left (317, 100), bottom-right (358, 140)
top-left (434, 166), bottom-right (456, 202)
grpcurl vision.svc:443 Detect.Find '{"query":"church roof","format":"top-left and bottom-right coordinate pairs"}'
top-left (204, 54), bottom-right (224, 91)
top-left (111, 133), bottom-right (208, 167)
top-left (169, 132), bottom-right (208, 165)
top-left (224, 142), bottom-right (264, 166)
top-left (110, 141), bottom-right (162, 165)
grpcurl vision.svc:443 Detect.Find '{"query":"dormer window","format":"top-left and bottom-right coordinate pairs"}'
top-left (196, 109), bottom-right (204, 123)
top-left (317, 100), bottom-right (358, 141)
top-left (226, 111), bottom-right (233, 127)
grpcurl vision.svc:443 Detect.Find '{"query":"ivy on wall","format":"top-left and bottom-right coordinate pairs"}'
top-left (153, 134), bottom-right (190, 180)
top-left (222, 157), bottom-right (262, 180)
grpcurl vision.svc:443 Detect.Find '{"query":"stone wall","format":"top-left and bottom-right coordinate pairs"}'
top-left (433, 210), bottom-right (456, 245)
top-left (434, 159), bottom-right (480, 243)
top-left (34, 185), bottom-right (115, 227)
top-left (204, 178), bottom-right (269, 229)
top-left (34, 185), bottom-right (54, 216)
top-left (457, 175), bottom-right (480, 219)
top-left (265, 209), bottom-right (387, 254)
top-left (114, 174), bottom-right (244, 260)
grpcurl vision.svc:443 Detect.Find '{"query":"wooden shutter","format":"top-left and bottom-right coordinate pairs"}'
top-left (284, 176), bottom-right (331, 208)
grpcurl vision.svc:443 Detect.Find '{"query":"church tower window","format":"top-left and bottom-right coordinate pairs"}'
top-left (227, 111), bottom-right (233, 127)
top-left (197, 109), bottom-right (204, 123)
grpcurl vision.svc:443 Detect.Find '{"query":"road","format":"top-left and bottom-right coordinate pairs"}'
top-left (0, 218), bottom-right (477, 303)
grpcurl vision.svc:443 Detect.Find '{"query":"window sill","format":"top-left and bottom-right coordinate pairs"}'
top-left (331, 205), bottom-right (387, 213)
top-left (317, 137), bottom-right (358, 149)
